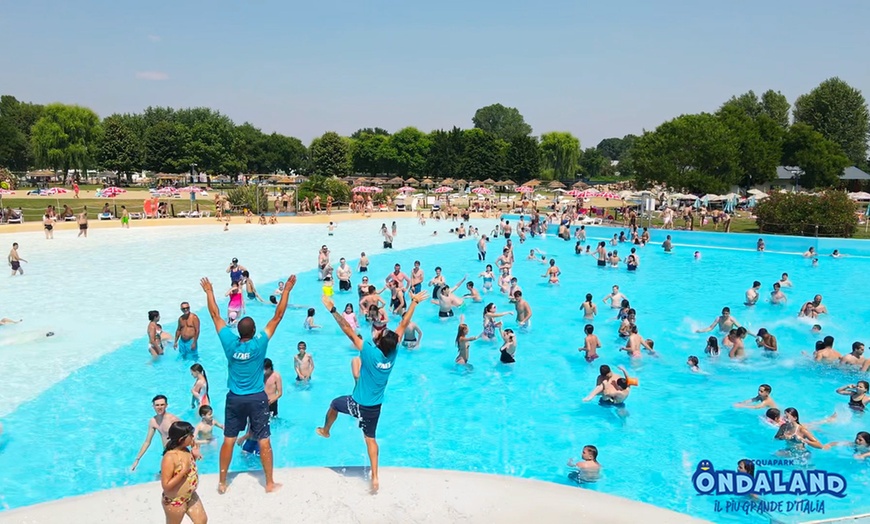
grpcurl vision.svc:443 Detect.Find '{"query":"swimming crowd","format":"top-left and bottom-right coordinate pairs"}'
top-left (9, 206), bottom-right (867, 523)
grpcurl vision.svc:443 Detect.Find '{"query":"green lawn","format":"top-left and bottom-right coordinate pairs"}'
top-left (0, 195), bottom-right (217, 221)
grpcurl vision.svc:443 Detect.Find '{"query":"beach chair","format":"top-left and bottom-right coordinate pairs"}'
top-left (395, 200), bottom-right (406, 212)
top-left (200, 211), bottom-right (211, 218)
top-left (187, 211), bottom-right (201, 218)
top-left (129, 212), bottom-right (144, 220)
top-left (7, 209), bottom-right (23, 224)
top-left (98, 213), bottom-right (114, 221)
top-left (177, 211), bottom-right (190, 218)
top-left (63, 215), bottom-right (76, 221)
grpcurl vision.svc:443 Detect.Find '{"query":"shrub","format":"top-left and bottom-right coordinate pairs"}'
top-left (755, 190), bottom-right (858, 237)
top-left (227, 185), bottom-right (269, 214)
top-left (297, 175), bottom-right (351, 204)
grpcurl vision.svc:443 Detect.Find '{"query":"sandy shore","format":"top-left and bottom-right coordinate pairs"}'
top-left (0, 467), bottom-right (709, 524)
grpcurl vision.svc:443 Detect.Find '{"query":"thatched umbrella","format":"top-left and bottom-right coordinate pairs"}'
top-left (441, 178), bottom-right (455, 186)
top-left (470, 180), bottom-right (484, 187)
top-left (421, 177), bottom-right (435, 188)
top-left (483, 178), bottom-right (497, 186)
top-left (405, 177), bottom-right (420, 186)
top-left (497, 179), bottom-right (516, 187)
top-left (386, 176), bottom-right (405, 187)
top-left (524, 179), bottom-right (542, 187)
top-left (572, 181), bottom-right (590, 189)
top-left (454, 179), bottom-right (468, 188)
top-left (547, 180), bottom-right (566, 189)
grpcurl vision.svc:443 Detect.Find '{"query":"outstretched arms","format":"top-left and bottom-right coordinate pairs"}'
top-left (323, 295), bottom-right (363, 350)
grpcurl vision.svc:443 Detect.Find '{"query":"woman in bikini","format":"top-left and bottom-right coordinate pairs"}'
top-left (189, 364), bottom-right (210, 409)
top-left (455, 316), bottom-right (479, 366)
top-left (578, 324), bottom-right (601, 362)
top-left (160, 421), bottom-right (206, 524)
top-left (836, 381), bottom-right (870, 412)
top-left (147, 310), bottom-right (165, 358)
top-left (482, 303), bottom-right (513, 341)
top-left (580, 293), bottom-right (597, 321)
top-left (775, 407), bottom-right (824, 459)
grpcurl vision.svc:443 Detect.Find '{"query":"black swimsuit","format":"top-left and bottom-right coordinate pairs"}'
top-left (850, 396), bottom-right (866, 412)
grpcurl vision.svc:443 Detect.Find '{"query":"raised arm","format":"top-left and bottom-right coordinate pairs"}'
top-left (396, 291), bottom-right (429, 338)
top-left (836, 385), bottom-right (855, 396)
top-left (450, 276), bottom-right (467, 293)
top-left (265, 275), bottom-right (296, 338)
top-left (323, 295), bottom-right (363, 350)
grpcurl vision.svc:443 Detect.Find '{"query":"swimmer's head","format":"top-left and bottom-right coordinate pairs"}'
top-left (722, 307), bottom-right (731, 316)
top-left (585, 293), bottom-right (593, 302)
top-left (485, 303), bottom-right (496, 314)
top-left (307, 308), bottom-right (316, 317)
top-left (646, 339), bottom-right (654, 349)
top-left (756, 328), bottom-right (768, 337)
top-left (737, 459), bottom-right (755, 476)
top-left (148, 310), bottom-right (160, 322)
top-left (706, 336), bottom-right (718, 349)
top-left (752, 281), bottom-right (761, 289)
top-left (164, 421), bottom-right (196, 453)
top-left (345, 303), bottom-right (354, 313)
top-left (231, 258), bottom-right (238, 265)
top-left (621, 299), bottom-right (630, 308)
top-left (584, 324), bottom-right (594, 335)
top-left (199, 405), bottom-right (213, 418)
top-left (237, 317), bottom-right (255, 338)
top-left (856, 432), bottom-right (870, 447)
top-left (486, 264), bottom-right (493, 271)
top-left (599, 365), bottom-right (611, 377)
top-left (297, 341), bottom-right (307, 353)
top-left (687, 355), bottom-right (699, 367)
top-left (151, 395), bottom-right (168, 414)
top-left (694, 251), bottom-right (701, 259)
top-left (823, 335), bottom-right (834, 348)
top-left (758, 384), bottom-right (772, 396)
top-left (858, 381), bottom-right (870, 393)
top-left (765, 407), bottom-right (781, 423)
top-left (582, 445), bottom-right (598, 462)
top-left (812, 324), bottom-right (822, 333)
top-left (616, 378), bottom-right (628, 389)
top-left (264, 358), bottom-right (273, 372)
top-left (513, 290), bottom-right (522, 299)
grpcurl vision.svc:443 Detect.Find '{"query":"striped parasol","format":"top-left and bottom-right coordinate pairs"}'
top-left (516, 185), bottom-right (535, 193)
top-left (471, 187), bottom-right (492, 195)
top-left (434, 186), bottom-right (453, 193)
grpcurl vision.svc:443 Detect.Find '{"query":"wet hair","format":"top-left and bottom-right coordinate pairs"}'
top-left (585, 293), bottom-right (593, 303)
top-left (584, 445), bottom-right (599, 461)
top-left (757, 328), bottom-right (768, 337)
top-left (264, 358), bottom-right (273, 370)
top-left (199, 405), bottom-right (213, 417)
top-left (753, 280), bottom-right (761, 288)
top-left (857, 432), bottom-right (870, 446)
top-left (237, 317), bottom-right (255, 339)
top-left (722, 307), bottom-right (731, 314)
top-left (307, 308), bottom-right (316, 317)
top-left (152, 394), bottom-right (168, 404)
top-left (584, 324), bottom-right (594, 335)
top-left (815, 340), bottom-right (825, 351)
top-left (376, 329), bottom-right (399, 356)
top-left (466, 281), bottom-right (474, 288)
top-left (190, 364), bottom-right (208, 400)
top-left (765, 408), bottom-right (780, 422)
top-left (784, 407), bottom-right (800, 423)
top-left (148, 310), bottom-right (160, 321)
top-left (616, 378), bottom-right (628, 389)
top-left (620, 299), bottom-right (629, 308)
top-left (735, 327), bottom-right (747, 337)
top-left (687, 355), bottom-right (699, 366)
top-left (738, 459), bottom-right (755, 476)
top-left (599, 365), bottom-right (611, 377)
top-left (163, 421), bottom-right (196, 455)
top-left (759, 384), bottom-right (771, 394)
top-left (706, 336), bottom-right (719, 351)
top-left (860, 381), bottom-right (870, 390)
top-left (242, 270), bottom-right (250, 278)
top-left (514, 290), bottom-right (522, 298)
top-left (823, 335), bottom-right (835, 348)
top-left (484, 303), bottom-right (496, 314)
top-left (486, 264), bottom-right (493, 271)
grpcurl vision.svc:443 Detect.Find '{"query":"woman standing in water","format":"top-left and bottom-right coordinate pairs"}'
top-left (190, 364), bottom-right (210, 409)
top-left (498, 326), bottom-right (517, 363)
top-left (148, 310), bottom-right (165, 358)
top-left (775, 407), bottom-right (824, 456)
top-left (161, 421), bottom-right (206, 524)
top-left (455, 315), bottom-right (479, 366)
top-left (580, 294), bottom-right (597, 321)
top-left (835, 381), bottom-right (870, 412)
top-left (482, 303), bottom-right (513, 341)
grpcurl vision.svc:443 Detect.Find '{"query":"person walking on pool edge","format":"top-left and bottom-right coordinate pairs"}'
top-left (199, 273), bottom-right (296, 494)
top-left (316, 289), bottom-right (429, 493)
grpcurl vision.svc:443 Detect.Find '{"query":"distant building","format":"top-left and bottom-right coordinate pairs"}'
top-left (752, 165), bottom-right (870, 192)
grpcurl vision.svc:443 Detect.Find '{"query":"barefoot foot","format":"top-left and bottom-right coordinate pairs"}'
top-left (370, 478), bottom-right (379, 494)
top-left (265, 482), bottom-right (283, 493)
top-left (316, 427), bottom-right (330, 438)
top-left (218, 482), bottom-right (228, 494)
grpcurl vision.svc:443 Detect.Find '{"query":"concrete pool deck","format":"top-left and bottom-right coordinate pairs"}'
top-left (0, 467), bottom-right (710, 524)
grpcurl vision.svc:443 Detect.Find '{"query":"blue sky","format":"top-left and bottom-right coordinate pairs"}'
top-left (1, 1), bottom-right (867, 147)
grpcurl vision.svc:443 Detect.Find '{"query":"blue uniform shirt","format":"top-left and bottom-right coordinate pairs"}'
top-left (352, 341), bottom-right (397, 407)
top-left (219, 326), bottom-right (269, 395)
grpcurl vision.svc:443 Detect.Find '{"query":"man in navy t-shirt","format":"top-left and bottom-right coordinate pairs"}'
top-left (200, 274), bottom-right (296, 494)
top-left (316, 289), bottom-right (428, 493)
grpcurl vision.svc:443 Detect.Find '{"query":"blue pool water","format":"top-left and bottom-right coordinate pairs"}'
top-left (2, 218), bottom-right (870, 522)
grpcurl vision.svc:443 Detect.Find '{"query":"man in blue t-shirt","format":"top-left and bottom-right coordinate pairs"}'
top-left (316, 289), bottom-right (428, 493)
top-left (200, 274), bottom-right (296, 495)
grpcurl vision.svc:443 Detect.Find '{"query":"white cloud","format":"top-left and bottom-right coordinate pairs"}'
top-left (135, 71), bottom-right (169, 81)
top-left (147, 35), bottom-right (161, 42)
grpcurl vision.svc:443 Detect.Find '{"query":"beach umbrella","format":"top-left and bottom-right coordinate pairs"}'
top-left (596, 191), bottom-right (619, 199)
top-left (434, 186), bottom-right (453, 194)
top-left (178, 186), bottom-right (204, 193)
top-left (156, 187), bottom-right (178, 195)
top-left (723, 197), bottom-right (735, 213)
top-left (747, 196), bottom-right (757, 208)
top-left (694, 198), bottom-right (701, 209)
top-left (45, 187), bottom-right (69, 195)
top-left (566, 189), bottom-right (584, 198)
top-left (352, 186), bottom-right (371, 193)
top-left (472, 187), bottom-right (492, 195)
top-left (516, 185), bottom-right (535, 193)
top-left (547, 180), bottom-right (566, 189)
top-left (524, 179), bottom-right (542, 187)
top-left (576, 189), bottom-right (601, 198)
top-left (441, 178), bottom-right (456, 186)
top-left (482, 178), bottom-right (497, 186)
top-left (849, 191), bottom-right (870, 201)
top-left (103, 187), bottom-right (126, 198)
top-left (397, 186), bottom-right (415, 193)
top-left (367, 186), bottom-right (383, 193)
top-left (0, 189), bottom-right (14, 195)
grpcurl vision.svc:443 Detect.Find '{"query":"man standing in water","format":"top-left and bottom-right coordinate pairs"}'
top-left (131, 394), bottom-right (180, 470)
top-left (200, 274), bottom-right (296, 494)
top-left (174, 301), bottom-right (201, 360)
top-left (77, 206), bottom-right (88, 237)
top-left (316, 289), bottom-right (428, 493)
top-left (514, 290), bottom-right (533, 329)
top-left (8, 243), bottom-right (26, 276)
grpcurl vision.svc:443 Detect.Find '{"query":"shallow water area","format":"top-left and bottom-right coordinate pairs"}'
top-left (2, 218), bottom-right (870, 523)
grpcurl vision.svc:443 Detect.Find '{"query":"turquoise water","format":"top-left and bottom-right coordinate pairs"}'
top-left (1, 220), bottom-right (870, 522)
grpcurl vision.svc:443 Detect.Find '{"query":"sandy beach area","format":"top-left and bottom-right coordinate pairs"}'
top-left (0, 467), bottom-right (709, 524)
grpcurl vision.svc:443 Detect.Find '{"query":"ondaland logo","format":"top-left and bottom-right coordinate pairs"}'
top-left (692, 461), bottom-right (846, 498)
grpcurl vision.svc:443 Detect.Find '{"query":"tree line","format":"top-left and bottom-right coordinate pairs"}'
top-left (0, 77), bottom-right (867, 190)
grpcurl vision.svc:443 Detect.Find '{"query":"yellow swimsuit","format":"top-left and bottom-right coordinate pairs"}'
top-left (162, 451), bottom-right (198, 507)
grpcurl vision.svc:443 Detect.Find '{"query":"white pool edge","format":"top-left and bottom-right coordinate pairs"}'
top-left (0, 467), bottom-right (710, 524)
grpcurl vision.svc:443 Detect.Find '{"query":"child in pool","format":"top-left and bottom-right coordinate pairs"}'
top-left (304, 308), bottom-right (322, 330)
top-left (567, 445), bottom-right (601, 483)
top-left (479, 265), bottom-right (495, 293)
top-left (687, 355), bottom-right (701, 373)
top-left (578, 324), bottom-right (601, 362)
top-left (342, 303), bottom-right (359, 331)
top-left (194, 405), bottom-right (224, 444)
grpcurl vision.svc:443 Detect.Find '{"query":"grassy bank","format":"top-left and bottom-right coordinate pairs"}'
top-left (1, 195), bottom-right (217, 221)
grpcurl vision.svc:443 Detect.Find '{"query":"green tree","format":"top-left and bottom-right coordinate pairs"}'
top-left (579, 147), bottom-right (608, 179)
top-left (761, 90), bottom-right (790, 129)
top-left (716, 105), bottom-right (783, 187)
top-left (427, 127), bottom-right (464, 180)
top-left (0, 96), bottom-right (44, 170)
top-left (99, 114), bottom-right (143, 176)
top-left (633, 113), bottom-right (740, 194)
top-left (460, 128), bottom-right (500, 181)
top-left (472, 103), bottom-right (532, 141)
top-left (144, 120), bottom-right (188, 173)
top-left (262, 133), bottom-right (306, 174)
top-left (298, 174), bottom-right (351, 203)
top-left (755, 190), bottom-right (857, 237)
top-left (781, 123), bottom-right (850, 189)
top-left (539, 131), bottom-right (580, 181)
top-left (505, 135), bottom-right (540, 183)
top-left (596, 135), bottom-right (636, 161)
top-left (350, 127), bottom-right (389, 139)
top-left (231, 122), bottom-right (267, 174)
top-left (719, 90), bottom-right (762, 118)
top-left (311, 132), bottom-right (351, 178)
top-left (227, 185), bottom-right (269, 213)
top-left (352, 132), bottom-right (394, 175)
top-left (31, 103), bottom-right (102, 181)
top-left (794, 77), bottom-right (870, 165)
top-left (388, 127), bottom-right (430, 177)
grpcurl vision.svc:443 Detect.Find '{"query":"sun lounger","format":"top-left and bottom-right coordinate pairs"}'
top-left (129, 212), bottom-right (144, 220)
top-left (7, 209), bottom-right (23, 224)
top-left (98, 213), bottom-right (114, 221)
